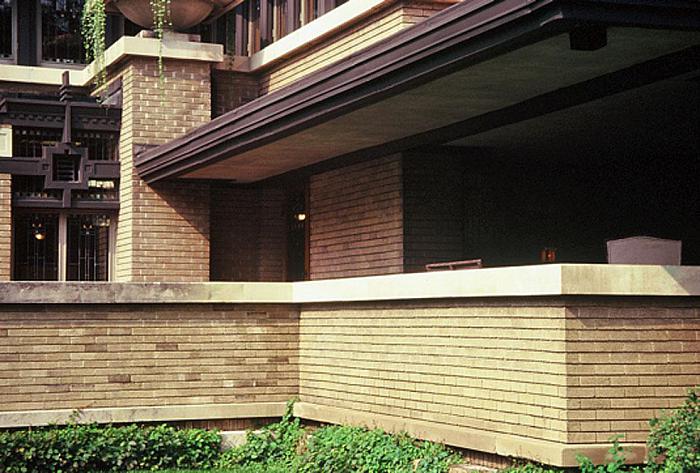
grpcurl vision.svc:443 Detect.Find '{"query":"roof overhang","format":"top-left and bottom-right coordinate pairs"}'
top-left (136, 0), bottom-right (700, 184)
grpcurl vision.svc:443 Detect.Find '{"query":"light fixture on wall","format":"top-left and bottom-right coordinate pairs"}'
top-left (294, 212), bottom-right (307, 222)
top-left (82, 224), bottom-right (94, 236)
top-left (31, 221), bottom-right (46, 241)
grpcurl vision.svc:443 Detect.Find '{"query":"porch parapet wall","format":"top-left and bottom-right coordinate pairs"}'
top-left (2, 264), bottom-right (698, 304)
top-left (1, 264), bottom-right (699, 467)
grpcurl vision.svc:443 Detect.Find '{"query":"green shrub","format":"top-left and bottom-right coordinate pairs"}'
top-left (646, 388), bottom-right (700, 473)
top-left (217, 401), bottom-right (460, 473)
top-left (0, 423), bottom-right (221, 472)
top-left (216, 400), bottom-right (304, 470)
top-left (296, 425), bottom-right (458, 473)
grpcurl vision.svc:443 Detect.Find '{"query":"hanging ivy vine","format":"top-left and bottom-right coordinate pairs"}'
top-left (150, 0), bottom-right (172, 92)
top-left (81, 0), bottom-right (107, 90)
top-left (81, 0), bottom-right (172, 92)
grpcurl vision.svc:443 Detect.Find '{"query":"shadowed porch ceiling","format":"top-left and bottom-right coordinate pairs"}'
top-left (136, 0), bottom-right (700, 184)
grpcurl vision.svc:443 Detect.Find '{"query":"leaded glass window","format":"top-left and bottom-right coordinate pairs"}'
top-left (41, 0), bottom-right (85, 64)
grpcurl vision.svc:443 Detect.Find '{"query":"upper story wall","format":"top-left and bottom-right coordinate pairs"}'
top-left (212, 0), bottom-right (458, 115)
top-left (258, 1), bottom-right (456, 95)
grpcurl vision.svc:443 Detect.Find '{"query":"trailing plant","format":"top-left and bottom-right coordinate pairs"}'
top-left (81, 0), bottom-right (172, 91)
top-left (0, 423), bottom-right (221, 472)
top-left (81, 0), bottom-right (107, 88)
top-left (150, 0), bottom-right (172, 91)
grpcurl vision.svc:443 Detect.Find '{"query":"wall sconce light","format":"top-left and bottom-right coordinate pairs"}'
top-left (294, 212), bottom-right (307, 222)
top-left (81, 222), bottom-right (95, 236)
top-left (32, 222), bottom-right (46, 241)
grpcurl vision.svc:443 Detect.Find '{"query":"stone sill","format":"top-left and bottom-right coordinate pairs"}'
top-left (0, 36), bottom-right (224, 87)
top-left (1, 264), bottom-right (698, 304)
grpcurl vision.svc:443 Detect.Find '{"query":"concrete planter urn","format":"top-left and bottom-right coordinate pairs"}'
top-left (112, 0), bottom-right (215, 31)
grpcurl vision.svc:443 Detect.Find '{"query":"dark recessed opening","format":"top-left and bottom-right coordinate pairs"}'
top-left (53, 153), bottom-right (81, 182)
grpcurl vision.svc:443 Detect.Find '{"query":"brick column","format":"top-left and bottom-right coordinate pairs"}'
top-left (115, 58), bottom-right (211, 282)
top-left (0, 173), bottom-right (10, 281)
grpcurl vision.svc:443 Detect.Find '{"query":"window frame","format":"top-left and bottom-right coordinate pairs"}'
top-left (11, 209), bottom-right (117, 281)
top-left (0, 0), bottom-right (17, 64)
top-left (37, 0), bottom-right (87, 68)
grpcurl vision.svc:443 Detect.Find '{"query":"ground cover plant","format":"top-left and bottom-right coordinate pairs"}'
top-left (0, 423), bottom-right (220, 472)
top-left (2, 390), bottom-right (697, 473)
top-left (215, 401), bottom-right (461, 472)
top-left (505, 389), bottom-right (700, 473)
top-left (0, 401), bottom-right (461, 473)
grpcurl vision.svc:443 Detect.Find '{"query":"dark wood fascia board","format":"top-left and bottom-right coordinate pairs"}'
top-left (136, 0), bottom-right (700, 183)
top-left (12, 199), bottom-right (120, 211)
top-left (136, 0), bottom-right (560, 181)
top-left (0, 158), bottom-right (41, 174)
top-left (0, 158), bottom-right (120, 179)
top-left (0, 97), bottom-right (121, 130)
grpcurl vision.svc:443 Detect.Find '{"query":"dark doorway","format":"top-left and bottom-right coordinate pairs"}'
top-left (287, 187), bottom-right (308, 281)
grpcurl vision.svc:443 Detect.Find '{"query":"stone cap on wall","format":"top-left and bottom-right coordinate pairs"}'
top-left (1, 264), bottom-right (698, 304)
top-left (0, 36), bottom-right (224, 87)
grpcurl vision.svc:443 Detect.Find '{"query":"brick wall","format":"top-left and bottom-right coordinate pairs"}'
top-left (210, 185), bottom-right (288, 282)
top-left (296, 298), bottom-right (700, 465)
top-left (403, 151), bottom-right (465, 272)
top-left (0, 173), bottom-right (10, 281)
top-left (0, 292), bottom-right (698, 465)
top-left (116, 58), bottom-right (211, 282)
top-left (308, 155), bottom-right (404, 279)
top-left (212, 69), bottom-right (259, 117)
top-left (0, 303), bottom-right (299, 411)
top-left (298, 302), bottom-right (570, 444)
top-left (565, 303), bottom-right (700, 444)
top-left (259, 0), bottom-right (456, 95)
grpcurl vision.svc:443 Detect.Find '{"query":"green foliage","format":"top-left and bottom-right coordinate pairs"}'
top-left (150, 0), bottom-right (172, 92)
top-left (81, 0), bottom-right (107, 88)
top-left (217, 400), bottom-right (460, 472)
top-left (216, 400), bottom-right (304, 470)
top-left (0, 423), bottom-right (221, 472)
top-left (576, 436), bottom-right (641, 473)
top-left (82, 0), bottom-right (172, 93)
top-left (297, 426), bottom-right (458, 473)
top-left (506, 389), bottom-right (700, 473)
top-left (646, 388), bottom-right (700, 473)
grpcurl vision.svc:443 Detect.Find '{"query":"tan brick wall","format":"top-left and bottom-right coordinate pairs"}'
top-left (298, 302), bottom-right (570, 444)
top-left (309, 155), bottom-right (404, 279)
top-left (260, 1), bottom-right (455, 95)
top-left (0, 173), bottom-right (10, 281)
top-left (565, 303), bottom-right (700, 444)
top-left (210, 185), bottom-right (288, 282)
top-left (0, 294), bottom-right (699, 465)
top-left (0, 304), bottom-right (299, 411)
top-left (212, 69), bottom-right (259, 117)
top-left (116, 58), bottom-right (211, 282)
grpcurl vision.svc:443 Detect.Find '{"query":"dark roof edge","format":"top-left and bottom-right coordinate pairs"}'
top-left (136, 0), bottom-right (700, 183)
